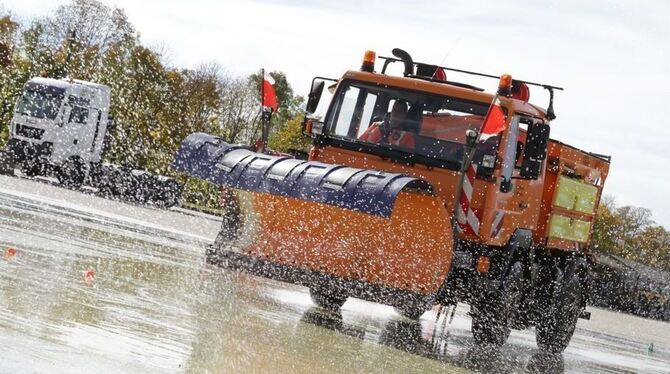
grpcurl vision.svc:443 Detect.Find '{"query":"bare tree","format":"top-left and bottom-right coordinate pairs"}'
top-left (218, 76), bottom-right (260, 144)
top-left (38, 0), bottom-right (135, 52)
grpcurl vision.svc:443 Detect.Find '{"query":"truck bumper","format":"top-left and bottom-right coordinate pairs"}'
top-left (207, 245), bottom-right (436, 310)
top-left (6, 138), bottom-right (53, 163)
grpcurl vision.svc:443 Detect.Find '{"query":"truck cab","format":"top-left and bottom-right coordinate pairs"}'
top-left (305, 70), bottom-right (553, 249)
top-left (7, 77), bottom-right (111, 181)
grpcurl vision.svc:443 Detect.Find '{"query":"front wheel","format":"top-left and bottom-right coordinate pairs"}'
top-left (471, 261), bottom-right (525, 347)
top-left (20, 161), bottom-right (42, 177)
top-left (57, 158), bottom-right (85, 188)
top-left (310, 288), bottom-right (347, 312)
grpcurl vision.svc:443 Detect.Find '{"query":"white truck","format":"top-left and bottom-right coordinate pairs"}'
top-left (1, 77), bottom-right (181, 207)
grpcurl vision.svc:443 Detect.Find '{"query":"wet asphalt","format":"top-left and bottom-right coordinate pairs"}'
top-left (0, 174), bottom-right (669, 373)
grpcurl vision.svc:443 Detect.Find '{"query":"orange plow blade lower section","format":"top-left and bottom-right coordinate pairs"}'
top-left (234, 190), bottom-right (453, 296)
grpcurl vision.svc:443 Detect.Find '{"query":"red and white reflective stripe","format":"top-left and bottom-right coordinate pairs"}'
top-left (456, 90), bottom-right (506, 238)
top-left (490, 211), bottom-right (505, 239)
top-left (457, 164), bottom-right (482, 236)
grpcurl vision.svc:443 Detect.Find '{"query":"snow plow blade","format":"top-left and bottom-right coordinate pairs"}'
top-left (174, 133), bottom-right (454, 298)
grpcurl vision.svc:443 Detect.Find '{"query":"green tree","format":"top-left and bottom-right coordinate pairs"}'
top-left (0, 14), bottom-right (20, 146)
top-left (592, 196), bottom-right (621, 251)
top-left (267, 114), bottom-right (312, 153)
top-left (592, 195), bottom-right (669, 271)
top-left (0, 14), bottom-right (18, 67)
top-left (633, 226), bottom-right (670, 271)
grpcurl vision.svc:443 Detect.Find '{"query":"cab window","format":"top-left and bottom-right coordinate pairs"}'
top-left (327, 80), bottom-right (490, 170)
top-left (68, 96), bottom-right (90, 124)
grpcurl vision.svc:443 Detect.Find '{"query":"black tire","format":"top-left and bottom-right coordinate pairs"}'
top-left (394, 303), bottom-right (427, 320)
top-left (154, 179), bottom-right (181, 208)
top-left (205, 244), bottom-right (223, 265)
top-left (0, 150), bottom-right (14, 175)
top-left (471, 261), bottom-right (525, 346)
top-left (20, 161), bottom-right (41, 177)
top-left (57, 158), bottom-right (85, 188)
top-left (310, 288), bottom-right (347, 311)
top-left (535, 262), bottom-right (584, 353)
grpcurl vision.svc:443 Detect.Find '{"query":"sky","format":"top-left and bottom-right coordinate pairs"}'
top-left (3, 0), bottom-right (670, 227)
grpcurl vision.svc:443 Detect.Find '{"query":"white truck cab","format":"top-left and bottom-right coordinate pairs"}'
top-left (7, 77), bottom-right (111, 182)
top-left (2, 76), bottom-right (182, 207)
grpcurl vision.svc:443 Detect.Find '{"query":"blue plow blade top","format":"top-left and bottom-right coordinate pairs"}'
top-left (172, 132), bottom-right (435, 218)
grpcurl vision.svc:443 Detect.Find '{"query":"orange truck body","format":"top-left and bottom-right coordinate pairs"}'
top-left (174, 49), bottom-right (611, 351)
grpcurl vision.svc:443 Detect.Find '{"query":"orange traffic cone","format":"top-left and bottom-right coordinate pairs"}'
top-left (83, 268), bottom-right (96, 286)
top-left (4, 247), bottom-right (16, 259)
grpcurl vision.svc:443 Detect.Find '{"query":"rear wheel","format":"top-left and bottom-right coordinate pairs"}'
top-left (535, 261), bottom-right (584, 353)
top-left (310, 288), bottom-right (347, 311)
top-left (471, 261), bottom-right (525, 346)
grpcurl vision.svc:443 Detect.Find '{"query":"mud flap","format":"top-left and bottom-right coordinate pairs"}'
top-left (174, 133), bottom-right (454, 296)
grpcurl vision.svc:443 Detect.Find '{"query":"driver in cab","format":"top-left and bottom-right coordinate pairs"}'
top-left (358, 100), bottom-right (416, 148)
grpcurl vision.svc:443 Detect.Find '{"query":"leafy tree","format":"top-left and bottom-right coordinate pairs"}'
top-left (592, 196), bottom-right (621, 252)
top-left (0, 14), bottom-right (18, 67)
top-left (593, 195), bottom-right (669, 271)
top-left (633, 226), bottom-right (670, 271)
top-left (268, 114), bottom-right (312, 153)
top-left (0, 14), bottom-right (20, 145)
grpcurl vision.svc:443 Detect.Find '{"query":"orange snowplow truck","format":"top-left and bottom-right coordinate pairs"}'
top-left (173, 49), bottom-right (610, 353)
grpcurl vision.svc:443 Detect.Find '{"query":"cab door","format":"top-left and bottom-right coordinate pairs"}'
top-left (482, 116), bottom-right (546, 245)
top-left (62, 95), bottom-right (96, 162)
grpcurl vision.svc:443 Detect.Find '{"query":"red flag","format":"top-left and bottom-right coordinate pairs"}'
top-left (262, 71), bottom-right (278, 112)
top-left (480, 96), bottom-right (506, 135)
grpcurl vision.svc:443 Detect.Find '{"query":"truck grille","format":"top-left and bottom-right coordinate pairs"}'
top-left (15, 124), bottom-right (44, 140)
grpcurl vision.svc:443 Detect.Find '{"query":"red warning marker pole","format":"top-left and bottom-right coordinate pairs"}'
top-left (83, 268), bottom-right (96, 286)
top-left (3, 247), bottom-right (16, 259)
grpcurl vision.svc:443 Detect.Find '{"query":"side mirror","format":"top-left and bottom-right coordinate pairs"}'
top-left (520, 122), bottom-right (550, 179)
top-left (306, 79), bottom-right (325, 114)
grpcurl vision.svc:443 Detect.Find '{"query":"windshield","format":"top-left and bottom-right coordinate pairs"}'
top-left (15, 88), bottom-right (64, 120)
top-left (327, 80), bottom-right (492, 169)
